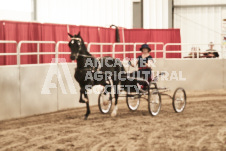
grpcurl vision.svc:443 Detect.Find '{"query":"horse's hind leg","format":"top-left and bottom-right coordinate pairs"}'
top-left (111, 85), bottom-right (119, 117)
top-left (84, 101), bottom-right (90, 120)
top-left (78, 87), bottom-right (90, 120)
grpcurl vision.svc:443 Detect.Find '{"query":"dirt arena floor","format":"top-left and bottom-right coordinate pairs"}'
top-left (0, 89), bottom-right (226, 151)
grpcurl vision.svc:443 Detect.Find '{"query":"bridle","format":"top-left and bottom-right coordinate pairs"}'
top-left (70, 37), bottom-right (82, 52)
top-left (69, 37), bottom-right (101, 71)
top-left (70, 37), bottom-right (98, 59)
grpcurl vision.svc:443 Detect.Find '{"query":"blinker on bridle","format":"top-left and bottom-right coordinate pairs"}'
top-left (70, 37), bottom-right (82, 41)
top-left (69, 37), bottom-right (100, 72)
top-left (70, 37), bottom-right (82, 59)
top-left (70, 37), bottom-right (81, 46)
top-left (69, 37), bottom-right (96, 59)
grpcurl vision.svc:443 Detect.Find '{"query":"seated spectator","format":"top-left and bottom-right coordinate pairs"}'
top-left (204, 42), bottom-right (219, 58)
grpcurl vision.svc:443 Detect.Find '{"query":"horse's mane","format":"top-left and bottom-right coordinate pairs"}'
top-left (80, 38), bottom-right (91, 56)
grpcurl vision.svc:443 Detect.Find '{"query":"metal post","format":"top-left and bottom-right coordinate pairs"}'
top-left (192, 47), bottom-right (194, 58)
top-left (133, 43), bottom-right (136, 60)
top-left (197, 47), bottom-right (200, 59)
top-left (37, 43), bottom-right (40, 64)
top-left (17, 42), bottom-right (21, 65)
top-left (123, 43), bottom-right (125, 59)
top-left (163, 45), bottom-right (166, 59)
top-left (112, 44), bottom-right (115, 58)
top-left (33, 0), bottom-right (37, 21)
top-left (154, 44), bottom-right (157, 58)
top-left (222, 45), bottom-right (225, 59)
top-left (55, 42), bottom-right (59, 63)
top-left (100, 45), bottom-right (103, 57)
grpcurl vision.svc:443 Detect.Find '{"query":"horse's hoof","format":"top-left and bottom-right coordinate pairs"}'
top-left (79, 100), bottom-right (86, 103)
top-left (111, 111), bottom-right (117, 117)
top-left (84, 115), bottom-right (88, 120)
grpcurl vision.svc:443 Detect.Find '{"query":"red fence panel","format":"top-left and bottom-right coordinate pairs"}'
top-left (150, 29), bottom-right (181, 58)
top-left (41, 23), bottom-right (68, 63)
top-left (0, 20), bottom-right (182, 65)
top-left (0, 21), bottom-right (5, 65)
top-left (124, 28), bottom-right (181, 58)
top-left (99, 27), bottom-right (115, 57)
top-left (3, 21), bottom-right (36, 64)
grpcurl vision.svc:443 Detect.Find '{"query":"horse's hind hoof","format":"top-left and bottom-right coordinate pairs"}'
top-left (79, 100), bottom-right (86, 103)
top-left (84, 116), bottom-right (88, 120)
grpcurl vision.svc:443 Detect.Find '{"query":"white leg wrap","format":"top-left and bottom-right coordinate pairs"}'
top-left (111, 105), bottom-right (118, 117)
top-left (82, 95), bottom-right (88, 103)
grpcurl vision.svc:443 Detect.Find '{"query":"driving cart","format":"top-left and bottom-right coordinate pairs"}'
top-left (98, 72), bottom-right (187, 116)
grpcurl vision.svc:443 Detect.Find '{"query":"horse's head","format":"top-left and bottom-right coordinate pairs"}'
top-left (68, 32), bottom-right (83, 60)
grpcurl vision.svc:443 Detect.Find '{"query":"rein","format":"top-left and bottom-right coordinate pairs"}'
top-left (78, 54), bottom-right (96, 59)
top-left (77, 54), bottom-right (101, 72)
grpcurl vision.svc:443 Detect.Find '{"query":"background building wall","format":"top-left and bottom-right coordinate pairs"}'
top-left (1, 59), bottom-right (225, 121)
top-left (174, 0), bottom-right (226, 55)
top-left (0, 0), bottom-right (34, 21)
top-left (36, 0), bottom-right (133, 28)
top-left (143, 0), bottom-right (172, 29)
top-left (174, 0), bottom-right (226, 6)
top-left (0, 0), bottom-right (226, 47)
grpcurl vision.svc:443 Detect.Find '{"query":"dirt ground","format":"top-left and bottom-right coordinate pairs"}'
top-left (0, 89), bottom-right (226, 151)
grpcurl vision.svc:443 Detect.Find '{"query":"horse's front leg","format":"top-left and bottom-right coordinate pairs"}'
top-left (84, 90), bottom-right (90, 120)
top-left (79, 87), bottom-right (87, 103)
top-left (79, 86), bottom-right (90, 120)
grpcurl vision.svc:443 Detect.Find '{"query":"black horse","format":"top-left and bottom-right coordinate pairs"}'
top-left (68, 32), bottom-right (125, 120)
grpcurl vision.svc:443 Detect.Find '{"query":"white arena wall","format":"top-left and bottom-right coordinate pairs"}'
top-left (0, 59), bottom-right (225, 121)
top-left (157, 59), bottom-right (226, 91)
top-left (0, 63), bottom-right (99, 121)
top-left (0, 66), bottom-right (20, 120)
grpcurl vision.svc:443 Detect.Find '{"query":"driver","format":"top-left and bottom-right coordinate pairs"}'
top-left (129, 44), bottom-right (154, 82)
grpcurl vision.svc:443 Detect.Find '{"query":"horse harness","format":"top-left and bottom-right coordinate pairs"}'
top-left (71, 37), bottom-right (112, 84)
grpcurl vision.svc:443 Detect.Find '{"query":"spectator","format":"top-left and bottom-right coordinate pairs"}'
top-left (204, 42), bottom-right (219, 58)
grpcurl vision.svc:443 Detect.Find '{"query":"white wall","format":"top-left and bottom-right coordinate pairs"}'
top-left (0, 63), bottom-right (100, 121)
top-left (0, 0), bottom-right (34, 21)
top-left (174, 0), bottom-right (226, 5)
top-left (0, 0), bottom-right (172, 29)
top-left (0, 0), bottom-right (226, 46)
top-left (0, 0), bottom-right (134, 28)
top-left (36, 0), bottom-right (133, 28)
top-left (174, 5), bottom-right (225, 55)
top-left (143, 0), bottom-right (172, 29)
top-left (1, 60), bottom-right (225, 121)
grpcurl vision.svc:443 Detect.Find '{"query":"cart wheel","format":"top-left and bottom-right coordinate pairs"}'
top-left (126, 92), bottom-right (140, 111)
top-left (172, 88), bottom-right (186, 113)
top-left (148, 89), bottom-right (161, 116)
top-left (98, 91), bottom-right (112, 114)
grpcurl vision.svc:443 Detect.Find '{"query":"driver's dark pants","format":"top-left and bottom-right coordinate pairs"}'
top-left (130, 68), bottom-right (152, 90)
top-left (131, 68), bottom-right (152, 81)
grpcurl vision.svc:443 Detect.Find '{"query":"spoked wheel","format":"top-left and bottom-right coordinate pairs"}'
top-left (148, 89), bottom-right (161, 116)
top-left (126, 92), bottom-right (140, 111)
top-left (172, 88), bottom-right (186, 113)
top-left (98, 91), bottom-right (112, 114)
